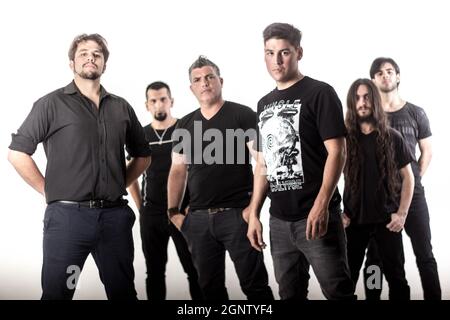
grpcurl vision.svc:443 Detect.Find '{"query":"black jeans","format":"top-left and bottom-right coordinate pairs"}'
top-left (181, 208), bottom-right (273, 301)
top-left (269, 211), bottom-right (355, 300)
top-left (346, 222), bottom-right (410, 300)
top-left (41, 202), bottom-right (137, 300)
top-left (139, 207), bottom-right (202, 300)
top-left (364, 189), bottom-right (441, 300)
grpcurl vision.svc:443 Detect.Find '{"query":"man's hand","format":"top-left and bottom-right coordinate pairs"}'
top-left (341, 212), bottom-right (351, 229)
top-left (247, 214), bottom-right (266, 251)
top-left (306, 202), bottom-right (329, 240)
top-left (386, 212), bottom-right (406, 233)
top-left (171, 213), bottom-right (186, 231)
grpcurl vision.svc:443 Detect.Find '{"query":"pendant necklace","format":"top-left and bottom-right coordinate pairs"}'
top-left (152, 126), bottom-right (169, 145)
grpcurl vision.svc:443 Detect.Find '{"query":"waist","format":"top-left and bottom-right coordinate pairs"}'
top-left (191, 207), bottom-right (234, 214)
top-left (53, 198), bottom-right (128, 209)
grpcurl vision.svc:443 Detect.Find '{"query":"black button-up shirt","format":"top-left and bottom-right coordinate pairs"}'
top-left (9, 81), bottom-right (151, 203)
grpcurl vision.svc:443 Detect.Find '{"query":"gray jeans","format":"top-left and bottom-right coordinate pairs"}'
top-left (269, 211), bottom-right (355, 300)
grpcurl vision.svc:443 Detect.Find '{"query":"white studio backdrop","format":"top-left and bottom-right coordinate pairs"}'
top-left (0, 0), bottom-right (449, 299)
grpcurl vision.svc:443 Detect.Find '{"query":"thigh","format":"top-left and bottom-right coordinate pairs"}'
top-left (269, 215), bottom-right (307, 299)
top-left (42, 203), bottom-right (93, 299)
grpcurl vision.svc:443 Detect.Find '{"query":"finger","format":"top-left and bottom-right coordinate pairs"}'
top-left (257, 230), bottom-right (266, 250)
top-left (306, 219), bottom-right (311, 241)
top-left (251, 231), bottom-right (263, 251)
top-left (310, 220), bottom-right (317, 240)
top-left (247, 231), bottom-right (260, 251)
top-left (319, 221), bottom-right (327, 238)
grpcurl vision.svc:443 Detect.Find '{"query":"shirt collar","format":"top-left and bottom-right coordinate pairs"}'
top-left (63, 80), bottom-right (110, 99)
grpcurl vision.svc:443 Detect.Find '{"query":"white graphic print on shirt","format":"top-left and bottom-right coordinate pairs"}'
top-left (258, 99), bottom-right (304, 192)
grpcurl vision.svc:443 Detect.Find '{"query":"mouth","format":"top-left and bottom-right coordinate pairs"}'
top-left (83, 63), bottom-right (97, 69)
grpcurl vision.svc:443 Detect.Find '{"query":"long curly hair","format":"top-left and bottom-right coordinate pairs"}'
top-left (344, 78), bottom-right (400, 201)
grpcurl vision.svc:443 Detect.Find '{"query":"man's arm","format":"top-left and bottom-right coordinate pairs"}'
top-left (126, 156), bottom-right (151, 187)
top-left (387, 164), bottom-right (414, 232)
top-left (306, 137), bottom-right (346, 240)
top-left (246, 150), bottom-right (269, 251)
top-left (167, 152), bottom-right (188, 230)
top-left (8, 149), bottom-right (45, 196)
top-left (418, 137), bottom-right (432, 177)
top-left (128, 180), bottom-right (142, 210)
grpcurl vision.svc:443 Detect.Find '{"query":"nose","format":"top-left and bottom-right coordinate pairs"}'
top-left (276, 52), bottom-right (283, 65)
top-left (201, 77), bottom-right (210, 87)
top-left (86, 53), bottom-right (95, 62)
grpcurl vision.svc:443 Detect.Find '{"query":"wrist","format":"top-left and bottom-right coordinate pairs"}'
top-left (167, 207), bottom-right (181, 219)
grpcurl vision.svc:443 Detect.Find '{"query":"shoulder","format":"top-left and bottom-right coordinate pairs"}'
top-left (226, 101), bottom-right (255, 115)
top-left (388, 127), bottom-right (405, 144)
top-left (178, 109), bottom-right (200, 127)
top-left (405, 102), bottom-right (428, 118)
top-left (305, 77), bottom-right (337, 95)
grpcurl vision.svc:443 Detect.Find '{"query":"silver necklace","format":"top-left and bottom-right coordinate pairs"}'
top-left (152, 126), bottom-right (169, 145)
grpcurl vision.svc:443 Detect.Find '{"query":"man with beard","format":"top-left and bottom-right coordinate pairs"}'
top-left (128, 81), bottom-right (201, 300)
top-left (361, 58), bottom-right (441, 300)
top-left (342, 78), bottom-right (414, 300)
top-left (8, 34), bottom-right (151, 300)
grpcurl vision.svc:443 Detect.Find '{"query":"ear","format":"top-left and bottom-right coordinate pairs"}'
top-left (170, 97), bottom-right (175, 108)
top-left (297, 47), bottom-right (303, 61)
top-left (145, 101), bottom-right (150, 111)
top-left (220, 77), bottom-right (224, 87)
top-left (102, 63), bottom-right (107, 74)
top-left (69, 60), bottom-right (74, 72)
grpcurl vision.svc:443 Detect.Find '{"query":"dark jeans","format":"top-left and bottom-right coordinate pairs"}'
top-left (139, 207), bottom-right (202, 300)
top-left (41, 202), bottom-right (137, 300)
top-left (181, 208), bottom-right (273, 301)
top-left (346, 222), bottom-right (410, 300)
top-left (364, 190), bottom-right (441, 300)
top-left (269, 211), bottom-right (355, 300)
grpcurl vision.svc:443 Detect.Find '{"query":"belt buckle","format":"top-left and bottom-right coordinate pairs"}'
top-left (207, 208), bottom-right (224, 214)
top-left (89, 200), bottom-right (104, 208)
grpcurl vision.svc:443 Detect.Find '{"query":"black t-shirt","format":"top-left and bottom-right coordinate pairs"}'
top-left (172, 101), bottom-right (256, 210)
top-left (141, 121), bottom-right (189, 214)
top-left (386, 102), bottom-right (431, 192)
top-left (343, 128), bottom-right (413, 224)
top-left (256, 76), bottom-right (346, 221)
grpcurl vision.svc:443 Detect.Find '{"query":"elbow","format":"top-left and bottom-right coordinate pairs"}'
top-left (7, 149), bottom-right (20, 167)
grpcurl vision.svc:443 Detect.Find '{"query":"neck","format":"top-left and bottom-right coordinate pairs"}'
top-left (74, 76), bottom-right (101, 97)
top-left (151, 116), bottom-right (176, 130)
top-left (277, 72), bottom-right (304, 90)
top-left (380, 89), bottom-right (405, 112)
top-left (359, 122), bottom-right (374, 135)
top-left (200, 98), bottom-right (225, 120)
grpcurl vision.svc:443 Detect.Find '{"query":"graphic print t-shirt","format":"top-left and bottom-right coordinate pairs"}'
top-left (256, 77), bottom-right (346, 221)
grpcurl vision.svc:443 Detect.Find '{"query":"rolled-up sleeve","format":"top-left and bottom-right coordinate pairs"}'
top-left (9, 97), bottom-right (50, 155)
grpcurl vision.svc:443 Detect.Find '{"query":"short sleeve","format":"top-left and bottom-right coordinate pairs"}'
top-left (315, 85), bottom-right (347, 141)
top-left (125, 103), bottom-right (151, 158)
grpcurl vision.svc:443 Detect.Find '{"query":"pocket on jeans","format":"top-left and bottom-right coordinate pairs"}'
top-left (43, 206), bottom-right (54, 233)
top-left (180, 213), bottom-right (190, 233)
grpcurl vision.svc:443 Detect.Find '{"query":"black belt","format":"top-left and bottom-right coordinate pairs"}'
top-left (192, 207), bottom-right (233, 214)
top-left (55, 199), bottom-right (128, 209)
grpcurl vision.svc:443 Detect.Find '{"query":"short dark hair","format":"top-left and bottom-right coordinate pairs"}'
top-left (68, 33), bottom-right (110, 62)
top-left (145, 81), bottom-right (172, 99)
top-left (369, 57), bottom-right (400, 79)
top-left (188, 55), bottom-right (220, 81)
top-left (263, 23), bottom-right (302, 47)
